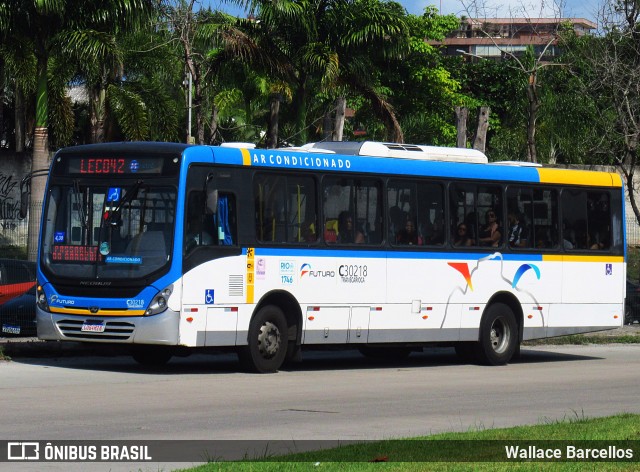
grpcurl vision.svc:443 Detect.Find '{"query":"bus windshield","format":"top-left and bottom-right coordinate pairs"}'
top-left (41, 180), bottom-right (176, 280)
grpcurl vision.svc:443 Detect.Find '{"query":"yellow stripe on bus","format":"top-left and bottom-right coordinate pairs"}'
top-left (246, 247), bottom-right (255, 304)
top-left (537, 168), bottom-right (621, 187)
top-left (241, 148), bottom-right (252, 166)
top-left (49, 307), bottom-right (146, 316)
top-left (542, 255), bottom-right (624, 263)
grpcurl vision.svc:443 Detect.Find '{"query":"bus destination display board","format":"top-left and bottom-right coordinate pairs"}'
top-left (65, 157), bottom-right (165, 175)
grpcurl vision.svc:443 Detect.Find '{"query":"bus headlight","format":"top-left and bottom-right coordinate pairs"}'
top-left (36, 284), bottom-right (50, 312)
top-left (145, 285), bottom-right (173, 315)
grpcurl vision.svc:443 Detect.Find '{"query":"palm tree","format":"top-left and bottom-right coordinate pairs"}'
top-left (244, 0), bottom-right (409, 144)
top-left (0, 0), bottom-right (155, 260)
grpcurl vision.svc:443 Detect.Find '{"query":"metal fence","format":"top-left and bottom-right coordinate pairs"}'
top-left (627, 216), bottom-right (640, 246)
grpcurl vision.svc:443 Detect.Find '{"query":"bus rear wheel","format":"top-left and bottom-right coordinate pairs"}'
top-left (239, 305), bottom-right (288, 373)
top-left (476, 302), bottom-right (518, 366)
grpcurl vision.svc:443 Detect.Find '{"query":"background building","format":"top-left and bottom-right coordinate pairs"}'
top-left (430, 17), bottom-right (597, 60)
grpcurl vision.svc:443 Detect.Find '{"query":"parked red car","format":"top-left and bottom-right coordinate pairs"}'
top-left (0, 259), bottom-right (36, 336)
top-left (0, 259), bottom-right (35, 306)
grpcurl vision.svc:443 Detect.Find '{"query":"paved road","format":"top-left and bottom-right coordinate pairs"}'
top-left (1, 344), bottom-right (640, 471)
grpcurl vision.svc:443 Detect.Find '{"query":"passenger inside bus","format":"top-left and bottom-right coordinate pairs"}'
top-left (337, 211), bottom-right (364, 244)
top-left (396, 217), bottom-right (421, 245)
top-left (453, 223), bottom-right (473, 246)
top-left (478, 209), bottom-right (501, 247)
top-left (507, 211), bottom-right (528, 247)
top-left (422, 216), bottom-right (444, 245)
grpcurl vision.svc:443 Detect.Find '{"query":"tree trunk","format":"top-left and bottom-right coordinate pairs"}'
top-left (333, 96), bottom-right (346, 142)
top-left (455, 106), bottom-right (468, 148)
top-left (472, 106), bottom-right (490, 152)
top-left (526, 72), bottom-right (539, 163)
top-left (322, 108), bottom-right (332, 141)
top-left (15, 87), bottom-right (25, 153)
top-left (294, 79), bottom-right (308, 145)
top-left (208, 105), bottom-right (219, 145)
top-left (267, 95), bottom-right (280, 148)
top-left (27, 60), bottom-right (51, 261)
top-left (29, 126), bottom-right (49, 262)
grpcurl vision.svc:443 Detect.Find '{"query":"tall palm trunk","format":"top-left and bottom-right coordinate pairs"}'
top-left (333, 96), bottom-right (346, 141)
top-left (28, 62), bottom-right (50, 261)
top-left (293, 79), bottom-right (308, 145)
top-left (267, 94), bottom-right (280, 148)
top-left (15, 86), bottom-right (25, 153)
top-left (90, 86), bottom-right (107, 143)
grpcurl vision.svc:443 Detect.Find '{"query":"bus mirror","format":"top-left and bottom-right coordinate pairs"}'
top-left (19, 191), bottom-right (29, 219)
top-left (206, 189), bottom-right (218, 215)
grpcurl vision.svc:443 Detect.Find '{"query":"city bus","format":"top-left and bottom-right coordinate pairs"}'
top-left (33, 141), bottom-right (626, 372)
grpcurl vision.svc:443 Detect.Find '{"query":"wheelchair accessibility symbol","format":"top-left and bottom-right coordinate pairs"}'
top-left (107, 187), bottom-right (121, 202)
top-left (205, 289), bottom-right (215, 305)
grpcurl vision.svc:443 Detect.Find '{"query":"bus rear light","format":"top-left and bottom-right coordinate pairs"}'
top-left (614, 315), bottom-right (619, 319)
top-left (308, 307), bottom-right (320, 311)
top-left (185, 308), bottom-right (198, 313)
top-left (469, 306), bottom-right (480, 311)
top-left (374, 307), bottom-right (382, 311)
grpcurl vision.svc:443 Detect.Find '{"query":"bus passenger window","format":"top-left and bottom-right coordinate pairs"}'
top-left (254, 173), bottom-right (317, 244)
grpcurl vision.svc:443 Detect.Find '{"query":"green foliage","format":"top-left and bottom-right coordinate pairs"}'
top-left (47, 57), bottom-right (75, 148)
top-left (107, 84), bottom-right (148, 140)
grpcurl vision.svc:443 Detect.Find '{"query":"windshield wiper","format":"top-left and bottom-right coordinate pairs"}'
top-left (104, 180), bottom-right (143, 227)
top-left (73, 179), bottom-right (88, 232)
top-left (99, 180), bottom-right (144, 258)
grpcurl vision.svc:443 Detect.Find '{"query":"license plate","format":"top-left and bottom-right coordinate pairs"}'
top-left (81, 322), bottom-right (105, 333)
top-left (2, 324), bottom-right (20, 335)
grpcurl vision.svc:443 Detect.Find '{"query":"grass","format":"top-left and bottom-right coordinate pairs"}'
top-left (176, 413), bottom-right (640, 471)
top-left (0, 345), bottom-right (10, 361)
top-left (524, 332), bottom-right (640, 346)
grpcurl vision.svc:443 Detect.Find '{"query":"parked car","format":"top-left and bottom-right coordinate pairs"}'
top-left (0, 285), bottom-right (36, 336)
top-left (0, 259), bottom-right (36, 307)
top-left (0, 259), bottom-right (36, 337)
top-left (625, 279), bottom-right (640, 325)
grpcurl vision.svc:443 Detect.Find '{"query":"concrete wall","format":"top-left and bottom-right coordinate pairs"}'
top-left (0, 152), bottom-right (32, 248)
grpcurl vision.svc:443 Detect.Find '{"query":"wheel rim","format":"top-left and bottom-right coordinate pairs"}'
top-left (257, 321), bottom-right (281, 359)
top-left (489, 316), bottom-right (511, 354)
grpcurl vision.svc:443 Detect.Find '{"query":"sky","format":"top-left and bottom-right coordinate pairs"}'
top-left (207, 0), bottom-right (601, 23)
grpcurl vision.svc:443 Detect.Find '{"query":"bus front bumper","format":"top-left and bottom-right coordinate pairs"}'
top-left (36, 307), bottom-right (180, 345)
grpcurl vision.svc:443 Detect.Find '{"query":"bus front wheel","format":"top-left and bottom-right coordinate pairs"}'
top-left (131, 345), bottom-right (174, 367)
top-left (239, 305), bottom-right (288, 373)
top-left (476, 302), bottom-right (518, 366)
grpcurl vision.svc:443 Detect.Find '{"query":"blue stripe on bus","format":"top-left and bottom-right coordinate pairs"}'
top-left (200, 146), bottom-right (543, 182)
top-left (244, 247), bottom-right (543, 261)
top-left (232, 148), bottom-right (540, 182)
